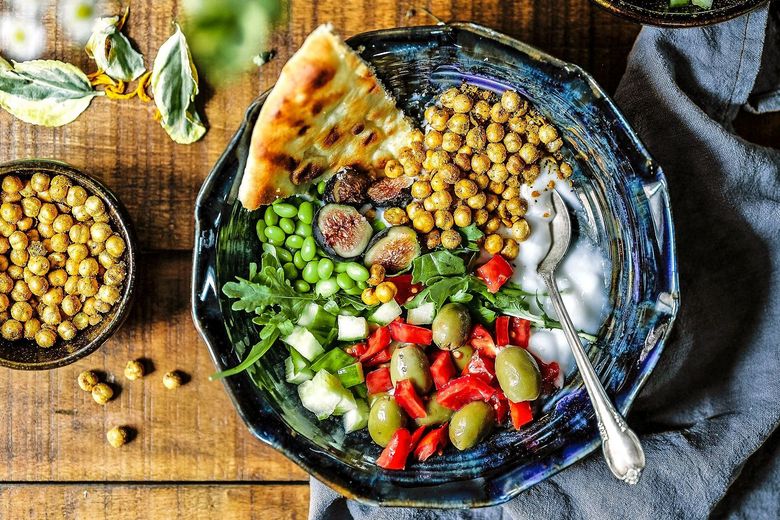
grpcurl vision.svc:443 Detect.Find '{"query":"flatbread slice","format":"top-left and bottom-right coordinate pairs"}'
top-left (238, 25), bottom-right (415, 210)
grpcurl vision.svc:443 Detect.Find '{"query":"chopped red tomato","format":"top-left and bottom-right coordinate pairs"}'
top-left (410, 426), bottom-right (427, 451)
top-left (436, 375), bottom-right (497, 410)
top-left (366, 367), bottom-right (393, 394)
top-left (360, 326), bottom-right (391, 362)
top-left (376, 428), bottom-right (413, 470)
top-left (363, 348), bottom-right (392, 367)
top-left (490, 391), bottom-right (509, 424)
top-left (509, 317), bottom-right (531, 348)
top-left (389, 274), bottom-right (423, 305)
top-left (495, 316), bottom-right (510, 346)
top-left (389, 321), bottom-right (433, 345)
top-left (539, 359), bottom-right (562, 389)
top-left (414, 423), bottom-right (449, 461)
top-left (345, 342), bottom-right (367, 358)
top-left (475, 254), bottom-right (513, 293)
top-left (509, 401), bottom-right (533, 430)
top-left (430, 350), bottom-right (456, 390)
top-left (462, 349), bottom-right (495, 383)
top-left (394, 379), bottom-right (427, 419)
top-left (469, 324), bottom-right (499, 358)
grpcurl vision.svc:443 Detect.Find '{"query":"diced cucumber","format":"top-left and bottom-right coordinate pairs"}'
top-left (407, 301), bottom-right (436, 325)
top-left (337, 362), bottom-right (364, 388)
top-left (297, 302), bottom-right (337, 345)
top-left (670, 0), bottom-right (689, 7)
top-left (289, 346), bottom-right (310, 372)
top-left (369, 299), bottom-right (402, 325)
top-left (311, 348), bottom-right (355, 373)
top-left (343, 399), bottom-right (369, 433)
top-left (282, 326), bottom-right (324, 361)
top-left (285, 356), bottom-right (314, 384)
top-left (352, 382), bottom-right (368, 399)
top-left (691, 0), bottom-right (712, 7)
top-left (297, 370), bottom-right (356, 420)
top-left (337, 315), bottom-right (368, 341)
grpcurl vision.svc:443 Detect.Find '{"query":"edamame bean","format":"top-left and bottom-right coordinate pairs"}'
top-left (318, 258), bottom-right (334, 280)
top-left (279, 217), bottom-right (295, 234)
top-left (336, 272), bottom-right (355, 290)
top-left (294, 279), bottom-right (311, 292)
top-left (276, 248), bottom-right (293, 263)
top-left (263, 207), bottom-right (279, 226)
top-left (255, 220), bottom-right (267, 242)
top-left (295, 221), bottom-right (312, 237)
top-left (293, 251), bottom-right (307, 270)
top-left (356, 280), bottom-right (368, 290)
top-left (315, 278), bottom-right (339, 298)
top-left (317, 181), bottom-right (327, 195)
top-left (345, 285), bottom-right (363, 296)
top-left (346, 262), bottom-right (370, 282)
top-left (334, 261), bottom-right (349, 273)
top-left (302, 262), bottom-right (320, 284)
top-left (282, 262), bottom-right (298, 280)
top-left (298, 201), bottom-right (314, 224)
top-left (301, 237), bottom-right (317, 262)
top-left (272, 202), bottom-right (298, 218)
top-left (285, 234), bottom-right (304, 250)
top-left (264, 225), bottom-right (285, 245)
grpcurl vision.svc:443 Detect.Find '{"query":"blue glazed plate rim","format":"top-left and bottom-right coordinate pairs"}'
top-left (192, 22), bottom-right (680, 508)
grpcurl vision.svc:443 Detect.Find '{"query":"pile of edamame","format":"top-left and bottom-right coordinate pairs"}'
top-left (256, 199), bottom-right (372, 298)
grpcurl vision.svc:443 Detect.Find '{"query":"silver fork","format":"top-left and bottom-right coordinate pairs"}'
top-left (537, 191), bottom-right (645, 484)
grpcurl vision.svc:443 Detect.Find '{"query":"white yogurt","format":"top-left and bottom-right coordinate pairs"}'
top-left (501, 161), bottom-right (610, 380)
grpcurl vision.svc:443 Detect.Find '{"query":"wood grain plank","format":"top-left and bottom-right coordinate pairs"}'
top-left (0, 252), bottom-right (306, 482)
top-left (0, 484), bottom-right (310, 520)
top-left (0, 0), bottom-right (640, 251)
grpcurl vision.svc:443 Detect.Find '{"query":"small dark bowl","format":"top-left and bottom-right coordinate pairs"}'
top-left (193, 23), bottom-right (680, 507)
top-left (591, 0), bottom-right (768, 27)
top-left (0, 160), bottom-right (137, 370)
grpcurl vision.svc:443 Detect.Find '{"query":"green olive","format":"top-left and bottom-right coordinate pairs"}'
top-left (368, 391), bottom-right (388, 407)
top-left (415, 394), bottom-right (454, 427)
top-left (432, 303), bottom-right (472, 350)
top-left (368, 396), bottom-right (407, 447)
top-left (390, 345), bottom-right (433, 394)
top-left (449, 401), bottom-right (495, 451)
top-left (452, 345), bottom-right (474, 372)
top-left (495, 346), bottom-right (541, 402)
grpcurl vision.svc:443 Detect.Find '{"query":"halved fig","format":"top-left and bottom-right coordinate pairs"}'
top-left (314, 204), bottom-right (373, 260)
top-left (323, 167), bottom-right (371, 206)
top-left (367, 177), bottom-right (413, 207)
top-left (363, 226), bottom-right (421, 273)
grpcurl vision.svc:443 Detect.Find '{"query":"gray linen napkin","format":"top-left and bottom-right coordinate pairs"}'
top-left (309, 4), bottom-right (780, 518)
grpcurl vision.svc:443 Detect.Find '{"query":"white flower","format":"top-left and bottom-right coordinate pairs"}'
top-left (8, 0), bottom-right (50, 17)
top-left (59, 0), bottom-right (98, 44)
top-left (0, 15), bottom-right (47, 61)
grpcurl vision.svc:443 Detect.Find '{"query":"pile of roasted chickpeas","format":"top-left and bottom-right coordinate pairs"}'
top-left (0, 172), bottom-right (127, 347)
top-left (383, 84), bottom-right (573, 258)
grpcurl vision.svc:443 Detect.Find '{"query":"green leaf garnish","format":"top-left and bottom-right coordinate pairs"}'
top-left (410, 250), bottom-right (466, 284)
top-left (85, 11), bottom-right (146, 82)
top-left (0, 57), bottom-right (100, 127)
top-left (151, 23), bottom-right (207, 144)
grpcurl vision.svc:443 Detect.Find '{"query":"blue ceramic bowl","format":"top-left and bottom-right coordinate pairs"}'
top-left (192, 23), bottom-right (680, 508)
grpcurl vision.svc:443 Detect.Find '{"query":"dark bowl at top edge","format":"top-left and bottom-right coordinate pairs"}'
top-left (590, 0), bottom-right (768, 27)
top-left (0, 160), bottom-right (137, 370)
top-left (192, 22), bottom-right (680, 508)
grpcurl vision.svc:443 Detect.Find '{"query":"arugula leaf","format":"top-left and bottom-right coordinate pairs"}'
top-left (151, 23), bottom-right (206, 144)
top-left (0, 57), bottom-right (99, 127)
top-left (411, 250), bottom-right (466, 284)
top-left (85, 12), bottom-right (146, 82)
top-left (460, 224), bottom-right (484, 242)
top-left (210, 325), bottom-right (280, 380)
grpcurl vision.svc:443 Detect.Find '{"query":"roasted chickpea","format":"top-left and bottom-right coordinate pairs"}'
top-left (453, 153), bottom-right (471, 172)
top-left (64, 276), bottom-right (79, 295)
top-left (484, 216), bottom-right (501, 234)
top-left (489, 181), bottom-right (506, 196)
top-left (511, 219), bottom-right (531, 241)
top-left (471, 100), bottom-right (491, 123)
top-left (441, 132), bottom-right (462, 152)
top-left (77, 257), bottom-right (99, 278)
top-left (78, 277), bottom-right (99, 297)
top-left (0, 237), bottom-right (8, 255)
top-left (437, 164), bottom-right (461, 184)
top-left (465, 126), bottom-right (487, 150)
top-left (57, 320), bottom-right (77, 340)
top-left (0, 256), bottom-right (7, 272)
top-left (424, 105), bottom-right (437, 123)
top-left (409, 128), bottom-right (424, 143)
top-left (49, 183), bottom-right (68, 203)
top-left (425, 229), bottom-right (441, 249)
top-left (50, 233), bottom-right (69, 252)
top-left (7, 265), bottom-right (22, 280)
top-left (16, 217), bottom-right (32, 231)
top-left (518, 143), bottom-right (539, 165)
top-left (538, 124), bottom-right (558, 144)
top-left (439, 87), bottom-right (459, 107)
top-left (29, 173), bottom-right (50, 193)
top-left (429, 108), bottom-right (450, 132)
top-left (8, 230), bottom-right (27, 251)
top-left (484, 234), bottom-right (504, 255)
top-left (89, 222), bottom-right (111, 243)
top-left (24, 318), bottom-right (40, 339)
top-left (560, 162), bottom-right (573, 178)
top-left (486, 123), bottom-right (505, 143)
top-left (501, 238), bottom-right (519, 260)
top-left (430, 173), bottom-right (448, 193)
top-left (379, 159), bottom-right (402, 180)
top-left (9, 249), bottom-right (28, 267)
top-left (10, 301), bottom-right (32, 322)
top-left (471, 154), bottom-right (491, 175)
top-left (40, 305), bottom-right (61, 326)
top-left (0, 202), bottom-right (22, 224)
top-left (0, 294), bottom-right (8, 311)
top-left (375, 281), bottom-right (397, 304)
top-left (490, 103), bottom-right (509, 123)
top-left (384, 207), bottom-right (409, 226)
top-left (367, 264), bottom-right (386, 287)
top-left (403, 160), bottom-right (422, 177)
top-left (487, 163), bottom-right (509, 183)
top-left (27, 276), bottom-right (48, 297)
top-left (406, 201), bottom-right (424, 220)
top-left (1, 319), bottom-right (23, 340)
top-left (61, 294), bottom-right (82, 316)
top-left (508, 115), bottom-right (527, 134)
top-left (0, 220), bottom-right (14, 238)
top-left (452, 93), bottom-right (473, 113)
top-left (411, 180), bottom-right (433, 200)
top-left (430, 190), bottom-right (453, 210)
top-left (429, 150), bottom-right (450, 171)
top-left (361, 287), bottom-right (380, 306)
top-left (453, 205), bottom-right (472, 227)
top-left (452, 179), bottom-right (476, 200)
top-left (485, 193), bottom-right (500, 212)
top-left (82, 297), bottom-right (98, 316)
top-left (547, 138), bottom-right (564, 153)
top-left (506, 197), bottom-right (528, 216)
top-left (48, 254), bottom-right (67, 270)
top-left (502, 186), bottom-right (520, 201)
top-left (73, 312), bottom-right (90, 330)
top-left (486, 142), bottom-right (507, 164)
top-left (523, 164), bottom-right (541, 184)
top-left (87, 240), bottom-right (104, 256)
top-left (446, 113), bottom-right (469, 135)
top-left (84, 195), bottom-right (105, 217)
top-left (473, 208), bottom-right (488, 226)
top-left (422, 196), bottom-right (437, 213)
top-left (434, 209), bottom-right (454, 230)
top-left (21, 197), bottom-right (41, 218)
top-left (2, 175), bottom-right (23, 194)
top-left (506, 154), bottom-right (524, 176)
top-left (0, 273), bottom-right (12, 294)
top-left (466, 192), bottom-right (487, 210)
top-left (163, 371), bottom-right (185, 390)
top-left (412, 211), bottom-right (435, 233)
top-left (52, 214), bottom-right (74, 234)
top-left (64, 258), bottom-right (79, 276)
top-left (92, 382), bottom-right (114, 404)
top-left (107, 426), bottom-right (130, 447)
top-left (47, 268), bottom-right (68, 287)
top-left (71, 205), bottom-right (89, 222)
top-left (499, 90), bottom-right (520, 112)
top-left (35, 326), bottom-right (57, 348)
top-left (68, 223), bottom-right (90, 244)
top-left (424, 130), bottom-right (443, 149)
top-left (88, 315), bottom-right (103, 326)
top-left (440, 229), bottom-right (462, 250)
top-left (97, 284), bottom-right (120, 305)
top-left (41, 287), bottom-right (64, 307)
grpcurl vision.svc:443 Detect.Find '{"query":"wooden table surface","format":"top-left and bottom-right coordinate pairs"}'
top-left (0, 0), bottom-right (688, 518)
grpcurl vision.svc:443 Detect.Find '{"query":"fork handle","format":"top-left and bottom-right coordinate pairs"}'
top-left (541, 272), bottom-right (645, 484)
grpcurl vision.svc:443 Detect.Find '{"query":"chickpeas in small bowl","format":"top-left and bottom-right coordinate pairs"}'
top-left (0, 160), bottom-right (136, 370)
